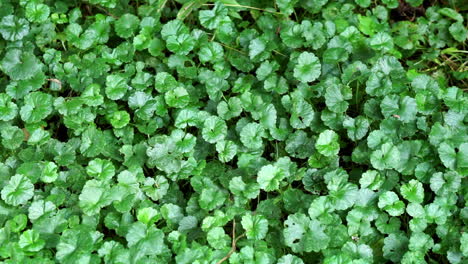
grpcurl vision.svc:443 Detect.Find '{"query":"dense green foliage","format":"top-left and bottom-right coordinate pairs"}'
top-left (0, 0), bottom-right (467, 263)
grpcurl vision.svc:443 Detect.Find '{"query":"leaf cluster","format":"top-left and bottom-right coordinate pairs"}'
top-left (0, 0), bottom-right (467, 263)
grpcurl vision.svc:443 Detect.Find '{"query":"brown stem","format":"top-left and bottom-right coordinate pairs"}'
top-left (441, 54), bottom-right (458, 71)
top-left (216, 220), bottom-right (245, 264)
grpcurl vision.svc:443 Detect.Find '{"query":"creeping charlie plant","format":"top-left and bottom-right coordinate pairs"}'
top-left (0, 0), bottom-right (466, 263)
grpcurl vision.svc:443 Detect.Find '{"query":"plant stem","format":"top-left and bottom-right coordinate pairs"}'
top-left (217, 220), bottom-right (245, 264)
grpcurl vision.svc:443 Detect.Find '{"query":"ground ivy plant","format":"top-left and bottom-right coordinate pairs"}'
top-left (0, 0), bottom-right (467, 263)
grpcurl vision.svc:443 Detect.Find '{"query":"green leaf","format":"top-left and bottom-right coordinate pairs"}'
top-left (199, 41), bottom-right (224, 63)
top-left (280, 21), bottom-right (305, 49)
top-left (438, 7), bottom-right (463, 22)
top-left (199, 4), bottom-right (227, 30)
top-left (1, 125), bottom-right (24, 149)
top-left (125, 222), bottom-right (167, 257)
top-left (290, 99), bottom-right (314, 129)
top-left (25, 3), bottom-right (50, 23)
top-left (257, 164), bottom-right (284, 191)
top-left (155, 72), bottom-right (178, 93)
top-left (18, 229), bottom-right (45, 252)
top-left (293, 52), bottom-right (321, 83)
top-left (249, 35), bottom-right (272, 62)
top-left (406, 203), bottom-right (425, 219)
top-left (88, 0), bottom-right (117, 8)
top-left (457, 142), bottom-right (468, 174)
top-left (0, 15), bottom-right (29, 41)
top-left (106, 74), bottom-right (129, 100)
top-left (343, 116), bottom-right (370, 141)
top-left (161, 20), bottom-right (189, 41)
top-left (1, 49), bottom-right (41, 80)
top-left (359, 170), bottom-right (383, 190)
top-left (323, 47), bottom-right (349, 64)
top-left (164, 86), bottom-right (190, 108)
top-left (370, 143), bottom-right (400, 170)
top-left (406, 0), bottom-right (423, 7)
top-left (240, 122), bottom-right (265, 149)
top-left (380, 95), bottom-right (417, 123)
top-left (207, 226), bottom-right (230, 249)
top-left (41, 161), bottom-right (58, 183)
top-left (369, 32), bottom-right (394, 52)
top-left (217, 97), bottom-right (242, 120)
top-left (301, 0), bottom-right (329, 14)
top-left (285, 130), bottom-right (314, 159)
top-left (80, 126), bottom-right (105, 157)
top-left (79, 180), bottom-right (114, 215)
top-left (438, 142), bottom-right (456, 170)
top-left (302, 21), bottom-right (327, 50)
top-left (166, 33), bottom-right (195, 55)
top-left (449, 22), bottom-right (468, 42)
top-left (378, 191), bottom-right (405, 216)
top-left (324, 80), bottom-right (352, 113)
top-left (408, 232), bottom-right (433, 253)
top-left (20, 92), bottom-right (53, 123)
top-left (66, 23), bottom-right (97, 50)
top-left (87, 158), bottom-right (115, 181)
top-left (177, 0), bottom-right (207, 20)
top-left (283, 213), bottom-right (329, 253)
top-left (278, 254), bottom-right (304, 264)
top-left (461, 233), bottom-right (468, 257)
top-left (241, 214), bottom-right (268, 240)
top-left (142, 176), bottom-right (169, 201)
top-left (383, 233), bottom-right (408, 262)
top-left (277, 0), bottom-right (299, 15)
top-left (400, 180), bottom-right (424, 204)
top-left (202, 116), bottom-right (227, 143)
top-left (0, 93), bottom-right (18, 121)
top-left (229, 176), bottom-right (260, 200)
top-left (324, 169), bottom-right (358, 210)
top-left (8, 214), bottom-right (28, 232)
top-left (1, 174), bottom-right (34, 206)
top-left (115, 14), bottom-right (140, 38)
top-left (109, 110), bottom-right (130, 128)
top-left (56, 227), bottom-right (100, 263)
top-left (382, 0), bottom-right (398, 8)
top-left (82, 84), bottom-right (104, 106)
top-left (137, 207), bottom-right (160, 225)
top-left (429, 171), bottom-right (461, 196)
top-left (199, 186), bottom-right (228, 211)
top-left (355, 0), bottom-right (371, 8)
top-left (216, 140), bottom-right (238, 163)
top-left (28, 199), bottom-right (56, 221)
top-left (316, 130), bottom-right (340, 157)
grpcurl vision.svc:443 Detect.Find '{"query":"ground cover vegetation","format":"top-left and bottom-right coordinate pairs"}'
top-left (0, 0), bottom-right (467, 263)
